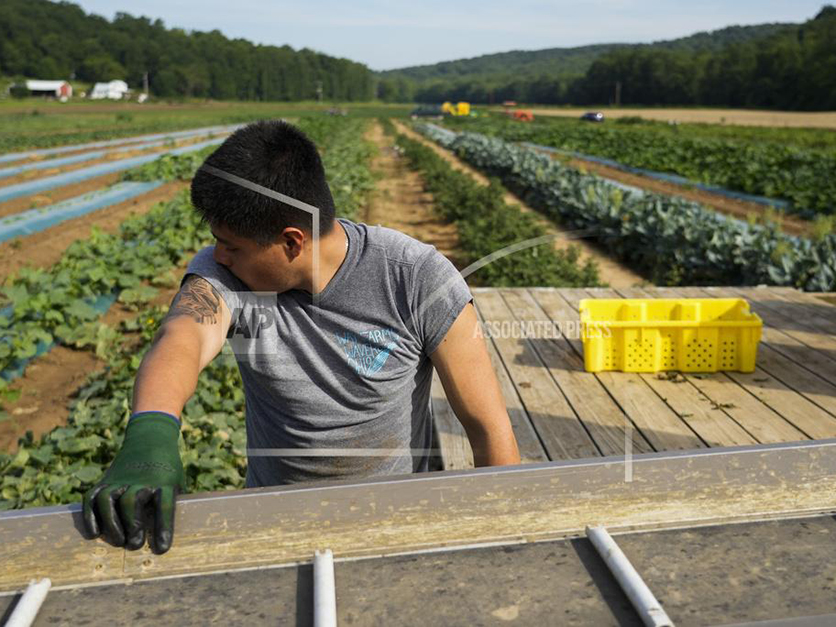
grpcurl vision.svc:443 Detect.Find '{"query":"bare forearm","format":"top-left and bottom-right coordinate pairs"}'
top-left (463, 415), bottom-right (521, 467)
top-left (132, 327), bottom-right (202, 416)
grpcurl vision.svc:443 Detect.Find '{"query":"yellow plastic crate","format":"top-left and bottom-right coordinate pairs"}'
top-left (579, 298), bottom-right (763, 373)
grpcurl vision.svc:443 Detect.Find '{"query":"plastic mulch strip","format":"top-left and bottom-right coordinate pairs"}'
top-left (0, 181), bottom-right (163, 244)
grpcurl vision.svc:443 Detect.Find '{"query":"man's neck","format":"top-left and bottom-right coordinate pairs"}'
top-left (302, 220), bottom-right (349, 295)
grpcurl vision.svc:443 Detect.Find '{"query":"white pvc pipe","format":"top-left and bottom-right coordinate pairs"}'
top-left (314, 549), bottom-right (337, 627)
top-left (6, 577), bottom-right (52, 627)
top-left (585, 526), bottom-right (674, 627)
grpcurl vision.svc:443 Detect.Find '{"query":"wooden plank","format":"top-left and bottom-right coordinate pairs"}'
top-left (647, 286), bottom-right (836, 440)
top-left (723, 368), bottom-right (836, 440)
top-left (674, 370), bottom-right (807, 444)
top-left (473, 290), bottom-right (600, 460)
top-left (747, 344), bottom-right (836, 424)
top-left (628, 286), bottom-right (809, 444)
top-left (4, 441), bottom-right (836, 591)
top-left (684, 288), bottom-right (836, 420)
top-left (501, 288), bottom-right (653, 456)
top-left (700, 286), bottom-right (836, 388)
top-left (759, 287), bottom-right (836, 337)
top-left (557, 288), bottom-right (706, 452)
top-left (640, 371), bottom-right (758, 446)
top-left (615, 286), bottom-right (808, 444)
top-left (474, 297), bottom-right (550, 464)
top-left (608, 286), bottom-right (759, 447)
top-left (431, 369), bottom-right (474, 470)
top-left (724, 286), bottom-right (836, 358)
top-left (613, 286), bottom-right (651, 298)
top-left (527, 288), bottom-right (586, 357)
top-left (779, 289), bottom-right (836, 308)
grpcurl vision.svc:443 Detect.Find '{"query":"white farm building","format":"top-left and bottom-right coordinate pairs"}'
top-left (90, 80), bottom-right (129, 100)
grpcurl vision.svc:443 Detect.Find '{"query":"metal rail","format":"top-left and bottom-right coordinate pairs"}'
top-left (2, 439), bottom-right (836, 592)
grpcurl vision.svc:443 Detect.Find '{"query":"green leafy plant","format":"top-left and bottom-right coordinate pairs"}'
top-left (443, 116), bottom-right (836, 218)
top-left (2, 117), bottom-right (376, 382)
top-left (121, 146), bottom-right (218, 182)
top-left (389, 125), bottom-right (601, 287)
top-left (0, 117), bottom-right (378, 509)
top-left (0, 306), bottom-right (248, 510)
top-left (420, 124), bottom-right (836, 291)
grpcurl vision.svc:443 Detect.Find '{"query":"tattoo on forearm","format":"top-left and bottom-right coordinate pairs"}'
top-left (167, 276), bottom-right (221, 324)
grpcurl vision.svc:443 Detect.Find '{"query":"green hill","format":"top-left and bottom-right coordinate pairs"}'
top-left (377, 8), bottom-right (835, 110)
top-left (379, 23), bottom-right (790, 84)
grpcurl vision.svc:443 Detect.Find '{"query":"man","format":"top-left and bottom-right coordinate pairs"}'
top-left (83, 120), bottom-right (521, 554)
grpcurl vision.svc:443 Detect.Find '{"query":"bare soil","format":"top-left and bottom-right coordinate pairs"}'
top-left (2, 138), bottom-right (145, 169)
top-left (558, 154), bottom-right (813, 237)
top-left (0, 271), bottom-right (185, 453)
top-left (0, 134), bottom-right (221, 189)
top-left (363, 122), bottom-right (464, 267)
top-left (0, 172), bottom-right (123, 219)
top-left (392, 121), bottom-right (646, 288)
top-left (523, 107), bottom-right (836, 129)
top-left (0, 181), bottom-right (189, 278)
top-left (0, 180), bottom-right (189, 451)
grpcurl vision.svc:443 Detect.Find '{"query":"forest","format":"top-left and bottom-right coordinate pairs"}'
top-left (0, 0), bottom-right (375, 100)
top-left (1, 1), bottom-right (834, 108)
top-left (379, 6), bottom-right (836, 110)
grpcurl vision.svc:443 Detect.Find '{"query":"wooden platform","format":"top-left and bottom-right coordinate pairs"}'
top-left (432, 286), bottom-right (836, 469)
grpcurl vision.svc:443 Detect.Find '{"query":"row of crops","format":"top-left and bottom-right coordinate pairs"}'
top-left (121, 119), bottom-right (377, 219)
top-left (0, 117), bottom-right (376, 509)
top-left (381, 120), bottom-right (600, 287)
top-left (420, 124), bottom-right (836, 291)
top-left (0, 104), bottom-right (290, 155)
top-left (443, 116), bottom-right (836, 219)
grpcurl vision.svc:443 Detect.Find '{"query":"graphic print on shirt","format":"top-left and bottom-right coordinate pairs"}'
top-left (335, 328), bottom-right (401, 376)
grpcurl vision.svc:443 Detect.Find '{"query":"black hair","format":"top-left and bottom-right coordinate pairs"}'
top-left (191, 120), bottom-right (336, 244)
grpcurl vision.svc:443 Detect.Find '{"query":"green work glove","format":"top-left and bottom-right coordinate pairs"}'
top-left (83, 412), bottom-right (186, 554)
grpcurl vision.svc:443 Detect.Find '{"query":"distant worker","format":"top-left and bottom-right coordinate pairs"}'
top-left (82, 120), bottom-right (521, 553)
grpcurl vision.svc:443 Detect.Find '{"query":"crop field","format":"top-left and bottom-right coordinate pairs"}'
top-left (422, 122), bottom-right (836, 290)
top-left (443, 114), bottom-right (836, 218)
top-left (0, 102), bottom-right (835, 511)
top-left (0, 112), bottom-right (383, 507)
top-left (0, 99), bottom-right (412, 153)
top-left (523, 107), bottom-right (836, 130)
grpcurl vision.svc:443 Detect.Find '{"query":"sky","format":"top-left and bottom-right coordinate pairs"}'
top-left (71, 0), bottom-right (828, 71)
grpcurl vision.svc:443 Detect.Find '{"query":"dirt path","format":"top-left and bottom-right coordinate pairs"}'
top-left (0, 181), bottom-right (189, 278)
top-left (392, 121), bottom-right (646, 288)
top-left (363, 121), bottom-right (464, 267)
top-left (551, 152), bottom-right (811, 237)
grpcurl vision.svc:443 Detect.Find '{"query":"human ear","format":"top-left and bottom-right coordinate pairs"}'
top-left (282, 227), bottom-right (306, 258)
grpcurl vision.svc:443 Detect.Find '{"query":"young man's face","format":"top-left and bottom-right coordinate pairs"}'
top-left (210, 223), bottom-right (302, 293)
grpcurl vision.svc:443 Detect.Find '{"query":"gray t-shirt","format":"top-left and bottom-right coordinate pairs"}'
top-left (183, 218), bottom-right (472, 487)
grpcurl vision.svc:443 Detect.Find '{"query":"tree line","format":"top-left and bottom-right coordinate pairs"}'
top-left (0, 0), bottom-right (375, 100)
top-left (3, 0), bottom-right (834, 109)
top-left (379, 6), bottom-right (836, 110)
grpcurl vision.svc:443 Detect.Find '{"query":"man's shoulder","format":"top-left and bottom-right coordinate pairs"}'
top-left (186, 245), bottom-right (222, 276)
top-left (189, 245), bottom-right (216, 265)
top-left (343, 219), bottom-right (436, 267)
top-left (184, 246), bottom-right (245, 291)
